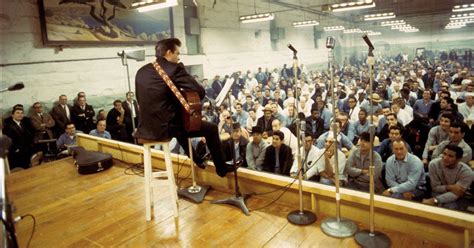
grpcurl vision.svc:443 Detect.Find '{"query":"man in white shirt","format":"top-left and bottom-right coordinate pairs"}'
top-left (306, 138), bottom-right (347, 185)
top-left (458, 92), bottom-right (474, 120)
top-left (391, 101), bottom-right (412, 127)
top-left (290, 134), bottom-right (321, 178)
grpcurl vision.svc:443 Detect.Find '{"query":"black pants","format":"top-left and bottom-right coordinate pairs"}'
top-left (173, 120), bottom-right (225, 171)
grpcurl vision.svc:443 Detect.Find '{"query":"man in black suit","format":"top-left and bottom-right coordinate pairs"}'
top-left (107, 100), bottom-right (128, 141)
top-left (51, 94), bottom-right (72, 137)
top-left (71, 96), bottom-right (95, 134)
top-left (134, 38), bottom-right (230, 177)
top-left (223, 123), bottom-right (248, 167)
top-left (122, 91), bottom-right (139, 142)
top-left (262, 130), bottom-right (293, 176)
top-left (2, 106), bottom-right (35, 169)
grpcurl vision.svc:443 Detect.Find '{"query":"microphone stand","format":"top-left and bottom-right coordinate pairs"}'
top-left (355, 38), bottom-right (391, 248)
top-left (211, 81), bottom-right (250, 215)
top-left (320, 38), bottom-right (358, 238)
top-left (177, 138), bottom-right (210, 203)
top-left (287, 48), bottom-right (316, 225)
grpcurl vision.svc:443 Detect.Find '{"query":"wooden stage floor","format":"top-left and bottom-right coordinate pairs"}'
top-left (7, 158), bottom-right (447, 247)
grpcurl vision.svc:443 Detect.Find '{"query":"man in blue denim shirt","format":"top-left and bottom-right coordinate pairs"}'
top-left (383, 139), bottom-right (425, 200)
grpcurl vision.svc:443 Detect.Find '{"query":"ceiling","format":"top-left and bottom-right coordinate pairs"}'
top-left (269, 0), bottom-right (474, 33)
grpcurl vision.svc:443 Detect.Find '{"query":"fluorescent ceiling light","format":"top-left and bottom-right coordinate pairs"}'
top-left (366, 31), bottom-right (381, 35)
top-left (323, 26), bottom-right (345, 31)
top-left (453, 4), bottom-right (474, 12)
top-left (239, 13), bottom-right (275, 23)
top-left (364, 12), bottom-right (396, 21)
top-left (450, 13), bottom-right (474, 20)
top-left (449, 18), bottom-right (474, 24)
top-left (391, 24), bottom-right (413, 29)
top-left (343, 28), bottom-right (362, 33)
top-left (132, 0), bottom-right (178, 12)
top-left (331, 0), bottom-right (375, 12)
top-left (381, 20), bottom-right (405, 26)
top-left (293, 20), bottom-right (319, 27)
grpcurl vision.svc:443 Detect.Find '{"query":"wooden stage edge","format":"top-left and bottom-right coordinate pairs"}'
top-left (77, 133), bottom-right (474, 248)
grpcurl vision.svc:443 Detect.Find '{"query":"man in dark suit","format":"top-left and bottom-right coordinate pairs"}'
top-left (122, 91), bottom-right (139, 142)
top-left (71, 96), bottom-right (95, 134)
top-left (51, 94), bottom-right (72, 137)
top-left (223, 123), bottom-right (248, 167)
top-left (262, 130), bottom-right (293, 176)
top-left (2, 106), bottom-right (35, 169)
top-left (134, 38), bottom-right (230, 177)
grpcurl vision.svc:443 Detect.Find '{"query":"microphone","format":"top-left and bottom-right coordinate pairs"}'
top-left (287, 43), bottom-right (298, 54)
top-left (1, 82), bottom-right (24, 93)
top-left (326, 36), bottom-right (336, 49)
top-left (362, 34), bottom-right (374, 50)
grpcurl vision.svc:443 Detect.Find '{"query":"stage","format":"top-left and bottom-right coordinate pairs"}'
top-left (7, 157), bottom-right (452, 247)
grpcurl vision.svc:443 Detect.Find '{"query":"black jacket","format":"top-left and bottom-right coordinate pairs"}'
top-left (2, 117), bottom-right (35, 169)
top-left (305, 116), bottom-right (324, 140)
top-left (71, 104), bottom-right (95, 133)
top-left (135, 57), bottom-right (205, 141)
top-left (262, 144), bottom-right (293, 176)
top-left (256, 116), bottom-right (275, 134)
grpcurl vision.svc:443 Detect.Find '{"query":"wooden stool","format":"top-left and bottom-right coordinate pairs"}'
top-left (139, 139), bottom-right (178, 221)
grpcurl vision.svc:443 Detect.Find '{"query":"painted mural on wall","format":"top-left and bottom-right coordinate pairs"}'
top-left (38, 0), bottom-right (173, 45)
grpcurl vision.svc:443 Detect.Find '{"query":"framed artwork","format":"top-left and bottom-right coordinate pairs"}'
top-left (37, 0), bottom-right (174, 45)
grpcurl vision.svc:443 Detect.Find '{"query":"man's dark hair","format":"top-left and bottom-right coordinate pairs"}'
top-left (113, 99), bottom-right (122, 105)
top-left (450, 121), bottom-right (467, 134)
top-left (77, 91), bottom-right (85, 97)
top-left (440, 113), bottom-right (454, 123)
top-left (440, 90), bottom-right (451, 97)
top-left (155, 38), bottom-right (181, 57)
top-left (235, 102), bottom-right (242, 107)
top-left (273, 130), bottom-right (285, 140)
top-left (444, 144), bottom-right (464, 159)
top-left (359, 108), bottom-right (367, 115)
top-left (248, 108), bottom-right (255, 113)
top-left (65, 122), bottom-right (75, 129)
top-left (386, 113), bottom-right (397, 119)
top-left (359, 132), bottom-right (371, 142)
top-left (389, 125), bottom-right (402, 133)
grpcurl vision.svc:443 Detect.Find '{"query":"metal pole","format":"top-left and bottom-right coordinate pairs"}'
top-left (354, 35), bottom-right (391, 248)
top-left (320, 37), bottom-right (357, 238)
top-left (287, 47), bottom-right (316, 225)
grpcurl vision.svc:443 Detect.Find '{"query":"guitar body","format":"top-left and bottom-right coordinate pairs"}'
top-left (182, 91), bottom-right (202, 132)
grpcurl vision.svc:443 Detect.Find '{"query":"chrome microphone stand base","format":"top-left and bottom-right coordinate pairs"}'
top-left (177, 184), bottom-right (210, 203)
top-left (211, 194), bottom-right (250, 216)
top-left (355, 230), bottom-right (391, 248)
top-left (321, 217), bottom-right (358, 238)
top-left (287, 210), bottom-right (317, 225)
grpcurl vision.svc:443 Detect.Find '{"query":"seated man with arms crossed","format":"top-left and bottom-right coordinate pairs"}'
top-left (423, 145), bottom-right (473, 211)
top-left (383, 139), bottom-right (425, 200)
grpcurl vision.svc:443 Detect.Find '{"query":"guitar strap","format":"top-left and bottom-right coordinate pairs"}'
top-left (152, 61), bottom-right (193, 114)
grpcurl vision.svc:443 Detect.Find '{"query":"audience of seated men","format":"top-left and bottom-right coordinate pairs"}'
top-left (89, 119), bottom-right (111, 139)
top-left (346, 132), bottom-right (384, 193)
top-left (423, 145), bottom-right (473, 211)
top-left (262, 130), bottom-right (293, 176)
top-left (315, 120), bottom-right (354, 152)
top-left (377, 126), bottom-right (412, 162)
top-left (383, 139), bottom-right (425, 200)
top-left (305, 107), bottom-right (325, 140)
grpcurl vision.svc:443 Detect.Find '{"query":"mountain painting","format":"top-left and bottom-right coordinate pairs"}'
top-left (38, 0), bottom-right (173, 45)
